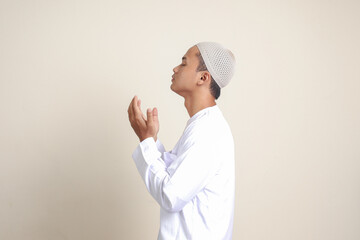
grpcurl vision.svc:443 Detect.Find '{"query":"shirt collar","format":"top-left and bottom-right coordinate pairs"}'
top-left (186, 104), bottom-right (219, 127)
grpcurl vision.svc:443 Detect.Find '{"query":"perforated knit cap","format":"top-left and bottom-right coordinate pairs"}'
top-left (195, 42), bottom-right (235, 88)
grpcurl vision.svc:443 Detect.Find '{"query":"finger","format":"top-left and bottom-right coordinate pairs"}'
top-left (132, 97), bottom-right (147, 127)
top-left (129, 95), bottom-right (137, 112)
top-left (137, 99), bottom-right (146, 121)
top-left (152, 107), bottom-right (158, 123)
top-left (128, 96), bottom-right (135, 119)
top-left (132, 95), bottom-right (143, 117)
top-left (147, 108), bottom-right (153, 125)
top-left (131, 95), bottom-right (137, 114)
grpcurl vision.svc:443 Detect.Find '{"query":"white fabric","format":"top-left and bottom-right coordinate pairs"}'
top-left (132, 105), bottom-right (235, 240)
top-left (195, 42), bottom-right (236, 88)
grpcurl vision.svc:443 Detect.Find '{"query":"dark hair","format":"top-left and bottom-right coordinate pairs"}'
top-left (196, 52), bottom-right (221, 100)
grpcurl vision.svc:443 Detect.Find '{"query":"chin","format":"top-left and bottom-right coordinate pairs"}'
top-left (170, 84), bottom-right (180, 95)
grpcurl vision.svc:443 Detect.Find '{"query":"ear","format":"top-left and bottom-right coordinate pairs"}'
top-left (198, 71), bottom-right (211, 86)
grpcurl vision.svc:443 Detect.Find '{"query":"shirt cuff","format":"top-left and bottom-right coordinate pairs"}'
top-left (132, 137), bottom-right (162, 166)
top-left (155, 138), bottom-right (166, 153)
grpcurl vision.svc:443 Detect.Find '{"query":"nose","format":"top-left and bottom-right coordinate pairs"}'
top-left (173, 65), bottom-right (179, 73)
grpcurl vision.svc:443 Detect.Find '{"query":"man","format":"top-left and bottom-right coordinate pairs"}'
top-left (127, 42), bottom-right (236, 240)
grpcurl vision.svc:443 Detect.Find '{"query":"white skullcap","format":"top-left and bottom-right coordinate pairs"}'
top-left (195, 42), bottom-right (236, 88)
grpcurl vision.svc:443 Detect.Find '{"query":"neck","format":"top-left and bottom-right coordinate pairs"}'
top-left (184, 93), bottom-right (216, 118)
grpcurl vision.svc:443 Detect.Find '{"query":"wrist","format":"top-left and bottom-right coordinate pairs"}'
top-left (139, 135), bottom-right (156, 142)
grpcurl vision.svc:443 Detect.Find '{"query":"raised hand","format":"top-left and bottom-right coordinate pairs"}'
top-left (128, 95), bottom-right (159, 142)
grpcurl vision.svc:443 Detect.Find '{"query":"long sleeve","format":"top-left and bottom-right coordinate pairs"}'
top-left (155, 138), bottom-right (166, 154)
top-left (131, 135), bottom-right (220, 213)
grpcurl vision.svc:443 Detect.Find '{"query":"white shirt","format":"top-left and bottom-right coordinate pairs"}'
top-left (132, 105), bottom-right (235, 240)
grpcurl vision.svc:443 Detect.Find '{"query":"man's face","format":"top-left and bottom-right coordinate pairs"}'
top-left (171, 45), bottom-right (202, 96)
